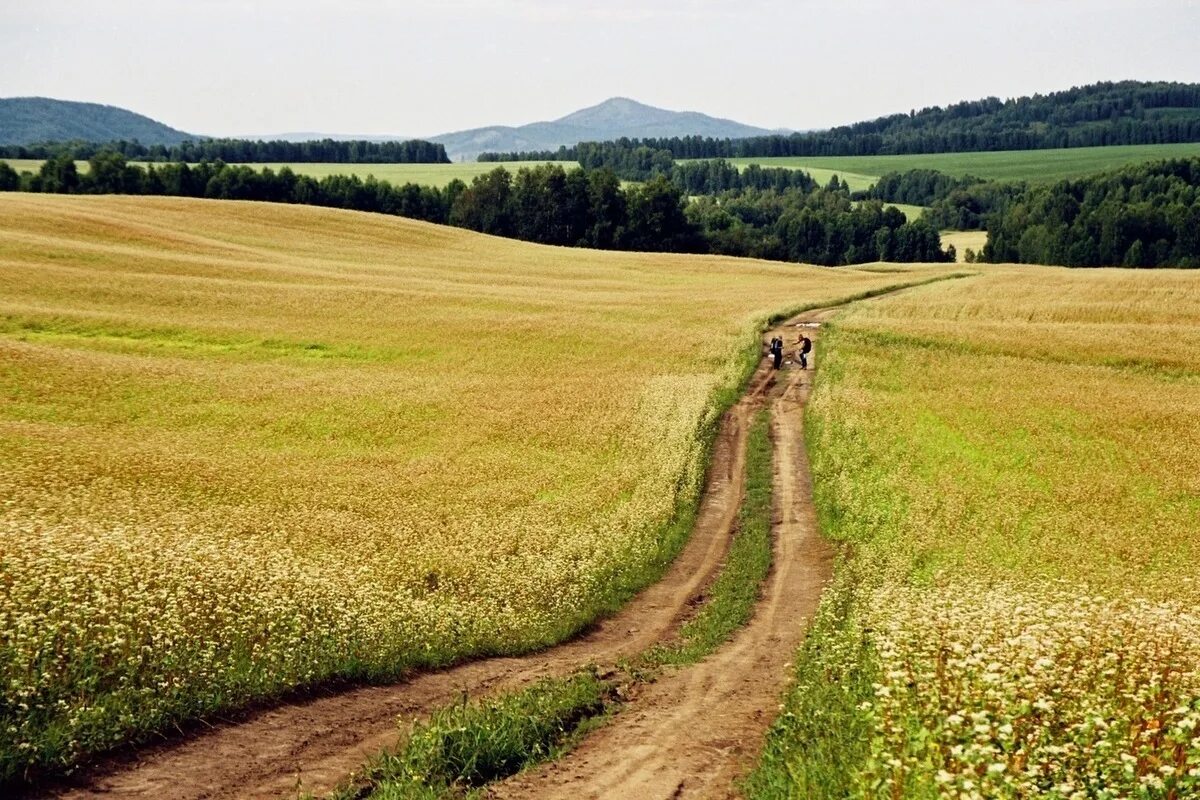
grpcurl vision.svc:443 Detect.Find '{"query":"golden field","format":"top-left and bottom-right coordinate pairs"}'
top-left (0, 194), bottom-right (943, 779)
top-left (752, 267), bottom-right (1200, 799)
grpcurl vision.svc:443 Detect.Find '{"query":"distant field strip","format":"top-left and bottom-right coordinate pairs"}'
top-left (720, 142), bottom-right (1200, 183)
top-left (0, 160), bottom-right (579, 187)
top-left (0, 194), bottom-right (948, 781)
top-left (938, 229), bottom-right (987, 260)
top-left (751, 267), bottom-right (1200, 798)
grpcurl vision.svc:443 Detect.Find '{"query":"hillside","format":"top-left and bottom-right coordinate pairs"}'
top-left (0, 193), bottom-right (928, 782)
top-left (0, 97), bottom-right (194, 145)
top-left (431, 97), bottom-right (771, 160)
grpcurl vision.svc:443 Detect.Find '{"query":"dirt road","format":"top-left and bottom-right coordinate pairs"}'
top-left (485, 314), bottom-right (833, 799)
top-left (44, 337), bottom-right (787, 800)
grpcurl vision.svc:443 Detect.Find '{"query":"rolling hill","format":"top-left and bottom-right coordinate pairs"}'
top-left (0, 97), bottom-right (195, 145)
top-left (430, 97), bottom-right (772, 160)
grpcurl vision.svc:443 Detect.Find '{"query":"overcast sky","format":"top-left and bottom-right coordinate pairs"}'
top-left (5, 0), bottom-right (1200, 138)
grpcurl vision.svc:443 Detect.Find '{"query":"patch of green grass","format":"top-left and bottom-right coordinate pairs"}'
top-left (852, 201), bottom-right (925, 221)
top-left (330, 670), bottom-right (617, 800)
top-left (713, 142), bottom-right (1200, 184)
top-left (0, 158), bottom-right (45, 174)
top-left (641, 407), bottom-right (773, 667)
top-left (742, 571), bottom-right (879, 800)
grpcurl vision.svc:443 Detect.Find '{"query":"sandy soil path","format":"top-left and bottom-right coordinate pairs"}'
top-left (483, 312), bottom-right (834, 800)
top-left (40, 347), bottom-right (782, 800)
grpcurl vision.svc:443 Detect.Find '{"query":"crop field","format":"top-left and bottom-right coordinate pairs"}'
top-left (0, 160), bottom-right (579, 188)
top-left (939, 229), bottom-right (988, 261)
top-left (211, 160), bottom-right (578, 186)
top-left (0, 159), bottom-right (43, 174)
top-left (719, 142), bottom-right (1200, 184)
top-left (0, 194), bottom-right (945, 780)
top-left (752, 267), bottom-right (1200, 798)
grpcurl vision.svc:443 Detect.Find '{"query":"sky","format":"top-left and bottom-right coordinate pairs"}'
top-left (4, 0), bottom-right (1200, 138)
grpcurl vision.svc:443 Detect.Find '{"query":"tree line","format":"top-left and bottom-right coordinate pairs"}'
top-left (0, 137), bottom-right (450, 164)
top-left (981, 157), bottom-right (1200, 268)
top-left (0, 153), bottom-right (951, 265)
top-left (687, 187), bottom-right (949, 265)
top-left (858, 169), bottom-right (1023, 231)
top-left (481, 81), bottom-right (1200, 161)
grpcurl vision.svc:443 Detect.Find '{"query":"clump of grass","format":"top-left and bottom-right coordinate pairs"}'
top-left (332, 669), bottom-right (616, 800)
top-left (743, 574), bottom-right (879, 799)
top-left (642, 408), bottom-right (774, 667)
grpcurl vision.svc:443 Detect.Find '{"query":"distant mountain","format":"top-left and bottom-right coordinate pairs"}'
top-left (0, 97), bottom-right (195, 145)
top-left (430, 97), bottom-right (772, 161)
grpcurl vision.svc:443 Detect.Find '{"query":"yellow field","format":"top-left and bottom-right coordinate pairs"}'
top-left (754, 266), bottom-right (1200, 798)
top-left (939, 229), bottom-right (987, 261)
top-left (0, 194), bottom-right (948, 778)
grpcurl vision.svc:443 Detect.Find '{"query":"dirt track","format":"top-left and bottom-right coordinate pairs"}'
top-left (485, 313), bottom-right (833, 799)
top-left (45, 329), bottom-right (794, 800)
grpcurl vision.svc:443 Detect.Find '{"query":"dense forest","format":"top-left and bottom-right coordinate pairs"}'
top-left (686, 188), bottom-right (946, 265)
top-left (858, 169), bottom-right (1025, 231)
top-left (482, 81), bottom-right (1200, 162)
top-left (0, 137), bottom-right (450, 164)
top-left (981, 157), bottom-right (1200, 267)
top-left (855, 156), bottom-right (1200, 267)
top-left (0, 154), bottom-right (949, 265)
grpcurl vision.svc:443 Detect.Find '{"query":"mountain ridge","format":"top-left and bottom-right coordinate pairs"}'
top-left (0, 95), bottom-right (773, 159)
top-left (429, 97), bottom-right (773, 160)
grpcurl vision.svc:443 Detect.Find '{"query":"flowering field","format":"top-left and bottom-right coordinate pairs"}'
top-left (0, 194), bottom-right (940, 781)
top-left (752, 267), bottom-right (1200, 798)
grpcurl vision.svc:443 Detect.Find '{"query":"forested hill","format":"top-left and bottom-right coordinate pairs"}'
top-left (486, 81), bottom-right (1200, 161)
top-left (0, 97), bottom-right (194, 146)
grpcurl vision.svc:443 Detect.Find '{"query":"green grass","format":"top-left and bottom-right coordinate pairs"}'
top-left (333, 670), bottom-right (617, 800)
top-left (12, 142), bottom-right (1199, 191)
top-left (641, 407), bottom-right (774, 667)
top-left (1, 158), bottom-right (44, 174)
top-left (852, 201), bottom-right (924, 221)
top-left (712, 142), bottom-right (1200, 184)
top-left (0, 159), bottom-right (578, 188)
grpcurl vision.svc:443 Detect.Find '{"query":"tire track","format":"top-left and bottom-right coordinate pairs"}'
top-left (484, 311), bottom-right (835, 799)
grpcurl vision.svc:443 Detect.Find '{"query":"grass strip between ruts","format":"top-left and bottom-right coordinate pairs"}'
top-left (639, 408), bottom-right (774, 667)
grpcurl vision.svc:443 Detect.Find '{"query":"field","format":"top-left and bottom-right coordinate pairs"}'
top-left (939, 229), bottom-right (988, 260)
top-left (0, 194), bottom-right (937, 780)
top-left (718, 142), bottom-right (1200, 184)
top-left (751, 267), bottom-right (1200, 798)
top-left (0, 159), bottom-right (579, 187)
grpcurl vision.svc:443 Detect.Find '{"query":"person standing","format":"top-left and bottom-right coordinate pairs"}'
top-left (770, 336), bottom-right (783, 370)
top-left (796, 334), bottom-right (813, 369)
